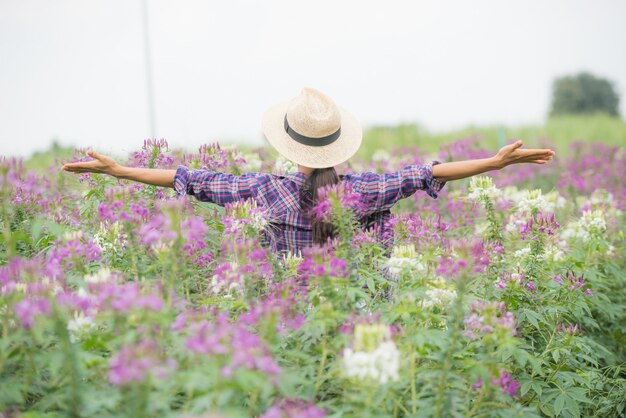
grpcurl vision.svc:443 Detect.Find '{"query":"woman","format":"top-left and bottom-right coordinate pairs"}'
top-left (63, 88), bottom-right (555, 254)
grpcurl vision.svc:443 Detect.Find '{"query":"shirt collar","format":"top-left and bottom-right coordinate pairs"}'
top-left (284, 172), bottom-right (308, 188)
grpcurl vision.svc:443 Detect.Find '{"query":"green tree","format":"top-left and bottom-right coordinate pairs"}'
top-left (550, 72), bottom-right (620, 117)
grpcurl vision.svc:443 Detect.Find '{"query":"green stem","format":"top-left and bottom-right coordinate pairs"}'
top-left (54, 310), bottom-right (82, 418)
top-left (1, 195), bottom-right (15, 259)
top-left (434, 273), bottom-right (466, 418)
top-left (525, 356), bottom-right (567, 406)
top-left (315, 342), bottom-right (329, 393)
top-left (410, 352), bottom-right (417, 415)
top-left (465, 386), bottom-right (487, 417)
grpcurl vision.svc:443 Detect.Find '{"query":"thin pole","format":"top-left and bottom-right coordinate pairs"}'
top-left (141, 0), bottom-right (156, 138)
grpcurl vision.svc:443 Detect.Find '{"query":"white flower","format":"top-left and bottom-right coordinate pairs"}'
top-left (209, 262), bottom-right (243, 298)
top-left (468, 176), bottom-right (501, 201)
top-left (225, 200), bottom-right (268, 234)
top-left (544, 242), bottom-right (566, 262)
top-left (84, 268), bottom-right (113, 284)
top-left (387, 245), bottom-right (426, 275)
top-left (513, 246), bottom-right (531, 260)
top-left (63, 230), bottom-right (84, 241)
top-left (505, 212), bottom-right (528, 233)
top-left (92, 222), bottom-right (125, 253)
top-left (343, 341), bottom-right (400, 384)
top-left (515, 189), bottom-right (552, 214)
top-left (371, 149), bottom-right (391, 163)
top-left (474, 221), bottom-right (489, 236)
top-left (41, 277), bottom-right (63, 294)
top-left (274, 156), bottom-right (297, 175)
top-left (421, 288), bottom-right (457, 309)
top-left (588, 189), bottom-right (615, 207)
top-left (281, 252), bottom-right (304, 270)
top-left (561, 210), bottom-right (607, 242)
top-left (241, 153), bottom-right (263, 172)
top-left (544, 191), bottom-right (566, 211)
top-left (67, 311), bottom-right (95, 343)
top-left (580, 210), bottom-right (607, 231)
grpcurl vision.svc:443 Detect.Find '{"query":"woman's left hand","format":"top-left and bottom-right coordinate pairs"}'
top-left (494, 140), bottom-right (555, 169)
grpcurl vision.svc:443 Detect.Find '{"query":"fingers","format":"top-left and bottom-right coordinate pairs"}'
top-left (511, 140), bottom-right (523, 151)
top-left (517, 149), bottom-right (555, 158)
top-left (62, 163), bottom-right (89, 173)
top-left (62, 150), bottom-right (107, 173)
top-left (87, 150), bottom-right (103, 161)
top-left (62, 160), bottom-right (98, 173)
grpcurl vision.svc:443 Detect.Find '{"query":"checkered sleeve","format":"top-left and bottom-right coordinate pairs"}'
top-left (350, 161), bottom-right (446, 217)
top-left (173, 165), bottom-right (264, 205)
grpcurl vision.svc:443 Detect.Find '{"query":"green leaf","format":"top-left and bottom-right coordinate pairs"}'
top-left (523, 309), bottom-right (542, 329)
top-left (530, 380), bottom-right (544, 397)
top-left (31, 218), bottom-right (43, 240)
top-left (554, 393), bottom-right (566, 416)
top-left (565, 395), bottom-right (581, 418)
top-left (512, 347), bottom-right (530, 367)
top-left (565, 387), bottom-right (591, 403)
top-left (539, 402), bottom-right (554, 416)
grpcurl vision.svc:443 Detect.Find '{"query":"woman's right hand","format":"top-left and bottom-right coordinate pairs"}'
top-left (62, 150), bottom-right (121, 177)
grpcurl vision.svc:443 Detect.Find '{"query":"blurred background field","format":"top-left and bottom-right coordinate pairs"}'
top-left (359, 114), bottom-right (626, 159)
top-left (25, 113), bottom-right (626, 173)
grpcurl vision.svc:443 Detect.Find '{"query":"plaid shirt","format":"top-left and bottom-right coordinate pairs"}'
top-left (174, 163), bottom-right (446, 254)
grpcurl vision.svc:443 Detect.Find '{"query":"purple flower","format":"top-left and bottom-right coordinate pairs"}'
top-left (127, 138), bottom-right (174, 169)
top-left (519, 212), bottom-right (560, 240)
top-left (563, 271), bottom-right (590, 293)
top-left (311, 199), bottom-right (332, 221)
top-left (93, 282), bottom-right (163, 313)
top-left (135, 214), bottom-right (177, 247)
top-left (470, 241), bottom-right (491, 273)
top-left (181, 215), bottom-right (209, 257)
top-left (260, 398), bottom-right (326, 418)
top-left (184, 314), bottom-right (282, 379)
top-left (491, 370), bottom-right (520, 397)
top-left (184, 143), bottom-right (230, 171)
top-left (435, 256), bottom-right (468, 277)
top-left (186, 320), bottom-right (229, 355)
top-left (471, 378), bottom-right (484, 390)
top-left (48, 238), bottom-right (102, 270)
top-left (108, 339), bottom-right (176, 385)
top-left (557, 323), bottom-right (583, 336)
top-left (464, 301), bottom-right (516, 341)
top-left (14, 298), bottom-right (51, 329)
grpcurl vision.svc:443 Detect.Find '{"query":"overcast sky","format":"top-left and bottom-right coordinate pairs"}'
top-left (1, 0), bottom-right (625, 157)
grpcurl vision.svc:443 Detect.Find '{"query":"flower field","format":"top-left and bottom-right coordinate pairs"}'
top-left (1, 138), bottom-right (625, 417)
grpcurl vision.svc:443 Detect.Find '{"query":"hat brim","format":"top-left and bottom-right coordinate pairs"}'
top-left (262, 101), bottom-right (363, 169)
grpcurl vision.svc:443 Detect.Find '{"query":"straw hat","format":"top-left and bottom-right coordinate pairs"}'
top-left (262, 87), bottom-right (363, 168)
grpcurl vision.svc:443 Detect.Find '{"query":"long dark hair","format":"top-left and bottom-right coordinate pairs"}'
top-left (307, 167), bottom-right (340, 246)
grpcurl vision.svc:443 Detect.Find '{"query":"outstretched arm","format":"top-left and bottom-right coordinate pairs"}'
top-left (432, 140), bottom-right (555, 182)
top-left (62, 150), bottom-right (176, 188)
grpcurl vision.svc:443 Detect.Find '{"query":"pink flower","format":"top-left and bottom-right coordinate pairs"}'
top-left (463, 301), bottom-right (516, 341)
top-left (491, 370), bottom-right (520, 397)
top-left (260, 398), bottom-right (326, 418)
top-left (184, 314), bottom-right (282, 379)
top-left (108, 340), bottom-right (176, 385)
top-left (311, 199), bottom-right (332, 221)
top-left (14, 298), bottom-right (51, 329)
